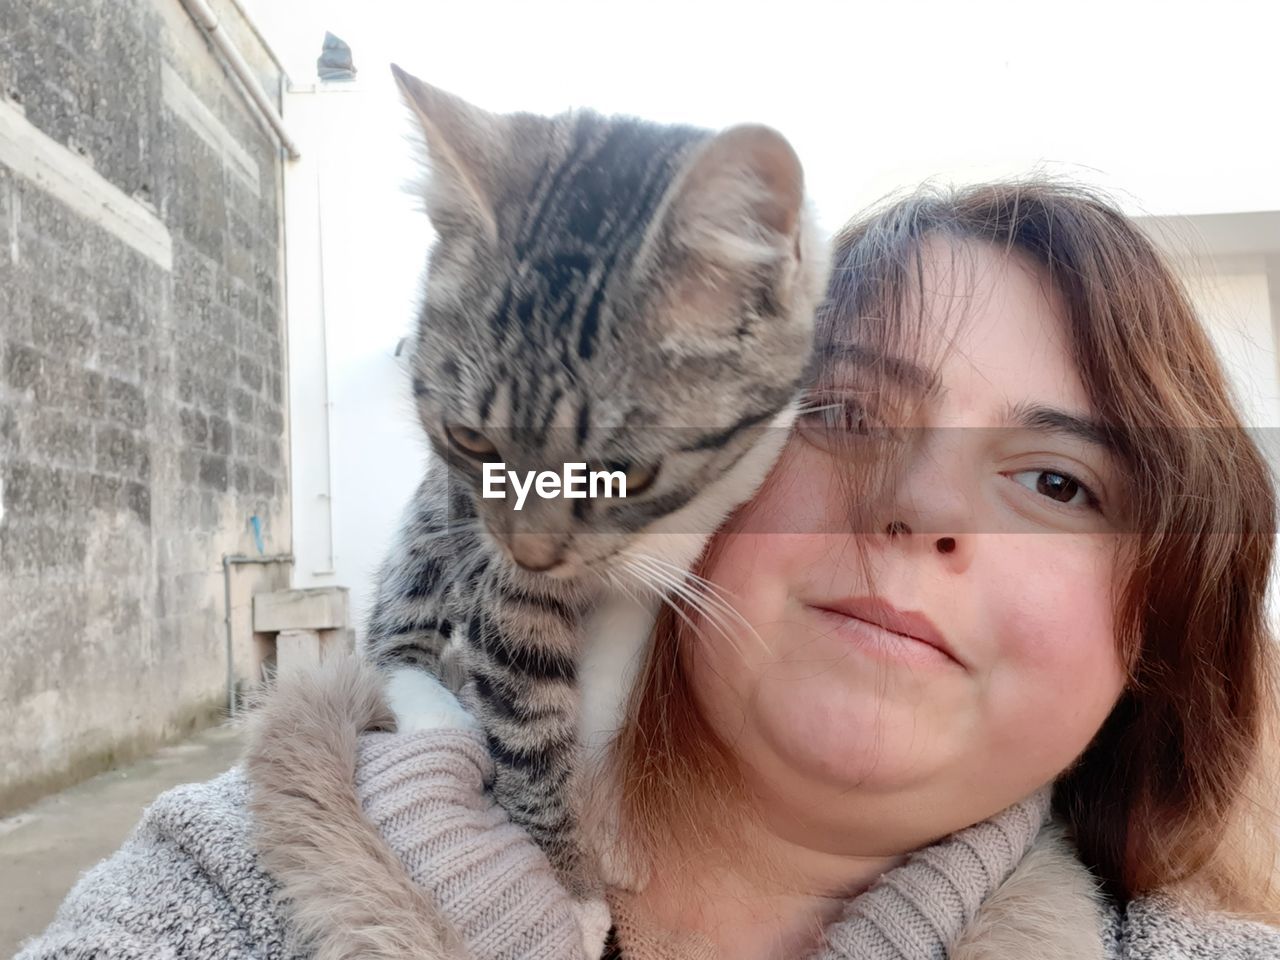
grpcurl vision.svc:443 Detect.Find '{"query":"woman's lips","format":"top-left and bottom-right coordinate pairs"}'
top-left (808, 597), bottom-right (967, 669)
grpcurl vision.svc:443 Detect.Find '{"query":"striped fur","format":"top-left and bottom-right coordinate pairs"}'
top-left (366, 68), bottom-right (829, 906)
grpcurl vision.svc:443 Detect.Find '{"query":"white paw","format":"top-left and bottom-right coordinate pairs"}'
top-left (582, 769), bottom-right (646, 891)
top-left (384, 666), bottom-right (480, 734)
top-left (574, 898), bottom-right (612, 959)
top-left (594, 820), bottom-right (644, 892)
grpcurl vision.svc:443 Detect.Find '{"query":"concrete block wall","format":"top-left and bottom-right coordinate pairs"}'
top-left (0, 0), bottom-right (291, 813)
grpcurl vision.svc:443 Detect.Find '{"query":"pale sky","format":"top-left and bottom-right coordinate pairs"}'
top-left (245, 0), bottom-right (1280, 231)
top-left (245, 0), bottom-right (1280, 621)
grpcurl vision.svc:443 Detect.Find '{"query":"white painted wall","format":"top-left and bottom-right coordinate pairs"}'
top-left (251, 1), bottom-right (1280, 634)
top-left (1185, 261), bottom-right (1279, 427)
top-left (282, 82), bottom-right (431, 628)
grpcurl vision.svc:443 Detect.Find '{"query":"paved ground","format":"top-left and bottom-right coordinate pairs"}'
top-left (0, 724), bottom-right (245, 956)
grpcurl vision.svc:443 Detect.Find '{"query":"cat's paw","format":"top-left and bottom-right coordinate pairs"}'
top-left (593, 814), bottom-right (645, 892)
top-left (384, 666), bottom-right (480, 734)
top-left (573, 898), bottom-right (612, 960)
top-left (582, 768), bottom-right (647, 891)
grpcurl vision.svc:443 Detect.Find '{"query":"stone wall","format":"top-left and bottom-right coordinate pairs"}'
top-left (0, 0), bottom-right (291, 812)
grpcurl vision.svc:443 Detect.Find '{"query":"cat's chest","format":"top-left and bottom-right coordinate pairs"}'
top-left (578, 590), bottom-right (661, 756)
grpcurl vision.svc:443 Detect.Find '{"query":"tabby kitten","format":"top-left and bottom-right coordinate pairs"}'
top-left (366, 65), bottom-right (828, 943)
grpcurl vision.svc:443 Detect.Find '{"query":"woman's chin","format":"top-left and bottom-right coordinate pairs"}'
top-left (749, 683), bottom-right (958, 795)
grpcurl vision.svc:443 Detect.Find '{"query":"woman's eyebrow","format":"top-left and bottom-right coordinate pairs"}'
top-left (1006, 402), bottom-right (1112, 450)
top-left (821, 344), bottom-right (941, 395)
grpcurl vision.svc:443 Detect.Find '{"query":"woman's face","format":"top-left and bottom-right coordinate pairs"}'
top-left (688, 239), bottom-right (1129, 856)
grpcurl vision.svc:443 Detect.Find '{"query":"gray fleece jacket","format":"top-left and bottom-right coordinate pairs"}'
top-left (16, 658), bottom-right (1280, 960)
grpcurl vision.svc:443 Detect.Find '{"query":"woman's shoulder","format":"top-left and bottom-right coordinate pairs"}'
top-left (16, 767), bottom-right (290, 959)
top-left (1104, 890), bottom-right (1280, 959)
top-left (961, 817), bottom-right (1280, 960)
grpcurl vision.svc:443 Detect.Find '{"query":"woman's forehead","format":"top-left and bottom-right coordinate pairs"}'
top-left (834, 236), bottom-right (1095, 419)
top-left (914, 238), bottom-right (1064, 340)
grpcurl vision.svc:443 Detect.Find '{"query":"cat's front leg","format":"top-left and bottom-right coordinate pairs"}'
top-left (526, 780), bottom-right (612, 960)
top-left (463, 579), bottom-right (611, 956)
top-left (487, 738), bottom-right (611, 958)
top-left (365, 469), bottom-right (475, 681)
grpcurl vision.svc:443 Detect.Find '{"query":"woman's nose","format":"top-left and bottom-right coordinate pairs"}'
top-left (883, 519), bottom-right (959, 557)
top-left (876, 435), bottom-right (974, 563)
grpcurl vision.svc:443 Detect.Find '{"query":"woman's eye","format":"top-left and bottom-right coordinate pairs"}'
top-left (1011, 470), bottom-right (1094, 507)
top-left (444, 424), bottom-right (498, 458)
top-left (604, 461), bottom-right (660, 495)
top-left (800, 396), bottom-right (878, 436)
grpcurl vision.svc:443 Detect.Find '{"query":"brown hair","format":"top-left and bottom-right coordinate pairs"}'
top-left (614, 180), bottom-right (1280, 919)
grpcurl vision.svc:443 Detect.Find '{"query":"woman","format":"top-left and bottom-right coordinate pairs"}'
top-left (20, 182), bottom-right (1280, 959)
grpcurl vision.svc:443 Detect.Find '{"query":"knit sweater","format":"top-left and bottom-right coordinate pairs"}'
top-left (17, 658), bottom-right (1280, 960)
top-left (355, 730), bottom-right (1054, 959)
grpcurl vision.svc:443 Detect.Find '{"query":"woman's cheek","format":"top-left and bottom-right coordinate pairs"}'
top-left (685, 532), bottom-right (808, 700)
top-left (982, 535), bottom-right (1126, 766)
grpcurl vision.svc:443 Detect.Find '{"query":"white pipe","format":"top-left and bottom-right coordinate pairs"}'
top-left (178, 0), bottom-right (301, 160)
top-left (314, 169), bottom-right (338, 575)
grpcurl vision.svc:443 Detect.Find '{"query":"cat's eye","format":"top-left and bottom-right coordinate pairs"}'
top-left (604, 461), bottom-right (660, 496)
top-left (444, 424), bottom-right (498, 458)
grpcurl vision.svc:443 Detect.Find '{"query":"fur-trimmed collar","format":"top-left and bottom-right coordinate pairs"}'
top-left (953, 821), bottom-right (1106, 959)
top-left (243, 657), bottom-right (1106, 960)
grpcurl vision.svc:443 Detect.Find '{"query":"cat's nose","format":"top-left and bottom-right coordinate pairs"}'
top-left (507, 534), bottom-right (566, 572)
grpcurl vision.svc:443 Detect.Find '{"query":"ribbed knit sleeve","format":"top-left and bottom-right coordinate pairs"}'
top-left (354, 729), bottom-right (580, 960)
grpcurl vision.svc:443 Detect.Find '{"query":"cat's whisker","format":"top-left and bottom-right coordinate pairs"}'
top-left (601, 566), bottom-right (648, 616)
top-left (587, 564), bottom-right (615, 596)
top-left (657, 571), bottom-right (758, 659)
top-left (618, 558), bottom-right (714, 655)
top-left (622, 554), bottom-right (748, 659)
top-left (613, 557), bottom-right (664, 602)
top-left (652, 576), bottom-right (747, 661)
top-left (627, 552), bottom-right (766, 656)
top-left (636, 554), bottom-right (743, 612)
top-left (607, 564), bottom-right (650, 617)
top-left (655, 568), bottom-right (762, 660)
top-left (617, 557), bottom-right (695, 618)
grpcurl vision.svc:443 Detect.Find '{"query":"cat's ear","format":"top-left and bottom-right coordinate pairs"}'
top-left (391, 65), bottom-right (503, 243)
top-left (644, 124), bottom-right (808, 341)
top-left (667, 124), bottom-right (805, 258)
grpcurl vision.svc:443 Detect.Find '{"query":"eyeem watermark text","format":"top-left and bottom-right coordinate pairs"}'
top-left (482, 463), bottom-right (626, 511)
